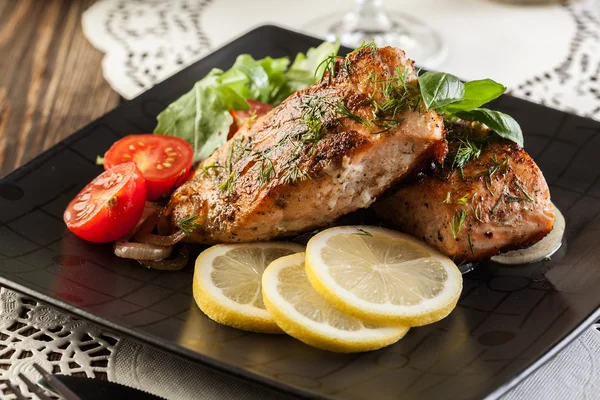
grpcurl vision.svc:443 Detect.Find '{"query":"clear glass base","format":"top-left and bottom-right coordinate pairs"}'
top-left (303, 11), bottom-right (447, 69)
top-left (459, 262), bottom-right (478, 274)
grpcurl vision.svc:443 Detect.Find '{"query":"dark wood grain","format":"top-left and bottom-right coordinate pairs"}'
top-left (0, 0), bottom-right (121, 178)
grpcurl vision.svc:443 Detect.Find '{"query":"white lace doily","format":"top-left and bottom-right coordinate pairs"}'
top-left (0, 289), bottom-right (117, 399)
top-left (0, 0), bottom-right (591, 399)
top-left (82, 0), bottom-right (214, 100)
top-left (0, 288), bottom-right (289, 400)
top-left (510, 0), bottom-right (600, 119)
top-left (82, 0), bottom-right (600, 124)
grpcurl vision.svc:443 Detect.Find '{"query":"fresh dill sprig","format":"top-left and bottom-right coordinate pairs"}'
top-left (467, 231), bottom-right (475, 255)
top-left (381, 82), bottom-right (411, 115)
top-left (504, 193), bottom-right (533, 203)
top-left (336, 102), bottom-right (364, 124)
top-left (246, 110), bottom-right (258, 126)
top-left (395, 66), bottom-right (413, 92)
top-left (256, 154), bottom-right (275, 185)
top-left (341, 57), bottom-right (353, 75)
top-left (465, 154), bottom-right (508, 184)
top-left (488, 156), bottom-right (508, 180)
top-left (354, 228), bottom-right (373, 237)
top-left (365, 68), bottom-right (420, 134)
top-left (461, 156), bottom-right (508, 196)
top-left (296, 94), bottom-right (337, 147)
top-left (247, 94), bottom-right (337, 186)
top-left (303, 117), bottom-right (326, 143)
top-left (349, 41), bottom-right (378, 57)
top-left (365, 72), bottom-right (378, 85)
top-left (472, 203), bottom-right (484, 223)
top-left (198, 162), bottom-right (223, 177)
top-left (491, 185), bottom-right (533, 212)
top-left (371, 117), bottom-right (407, 134)
top-left (215, 136), bottom-right (252, 195)
top-left (447, 135), bottom-right (484, 171)
top-left (316, 55), bottom-right (348, 83)
top-left (451, 209), bottom-right (467, 239)
top-left (441, 192), bottom-right (452, 205)
top-left (514, 181), bottom-right (534, 202)
top-left (218, 171), bottom-right (238, 195)
top-left (176, 215), bottom-right (202, 235)
top-left (441, 192), bottom-right (469, 206)
top-left (455, 194), bottom-right (469, 206)
top-left (280, 161), bottom-right (308, 184)
top-left (490, 190), bottom-right (505, 214)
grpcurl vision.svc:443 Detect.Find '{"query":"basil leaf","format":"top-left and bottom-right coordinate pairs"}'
top-left (418, 72), bottom-right (465, 110)
top-left (442, 79), bottom-right (506, 113)
top-left (455, 108), bottom-right (524, 147)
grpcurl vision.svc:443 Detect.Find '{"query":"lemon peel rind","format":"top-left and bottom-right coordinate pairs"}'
top-left (192, 242), bottom-right (304, 334)
top-left (262, 254), bottom-right (409, 353)
top-left (192, 278), bottom-right (284, 334)
top-left (305, 226), bottom-right (463, 327)
top-left (263, 293), bottom-right (408, 352)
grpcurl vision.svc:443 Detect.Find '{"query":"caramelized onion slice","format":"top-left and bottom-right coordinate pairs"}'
top-left (491, 203), bottom-right (565, 265)
top-left (141, 245), bottom-right (189, 271)
top-left (134, 230), bottom-right (187, 246)
top-left (114, 241), bottom-right (173, 261)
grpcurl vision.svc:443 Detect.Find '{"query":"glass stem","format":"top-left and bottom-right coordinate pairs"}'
top-left (352, 0), bottom-right (392, 32)
top-left (355, 0), bottom-right (383, 7)
top-left (355, 0), bottom-right (384, 15)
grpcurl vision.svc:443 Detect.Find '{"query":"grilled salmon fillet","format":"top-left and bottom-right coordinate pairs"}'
top-left (168, 46), bottom-right (446, 243)
top-left (374, 123), bottom-right (554, 263)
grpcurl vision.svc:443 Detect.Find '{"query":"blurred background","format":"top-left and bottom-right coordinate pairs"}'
top-left (82, 0), bottom-right (594, 120)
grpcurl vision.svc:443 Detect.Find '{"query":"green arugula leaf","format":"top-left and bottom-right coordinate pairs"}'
top-left (155, 70), bottom-right (249, 162)
top-left (259, 56), bottom-right (292, 104)
top-left (229, 54), bottom-right (271, 102)
top-left (455, 108), bottom-right (524, 147)
top-left (418, 72), bottom-right (465, 110)
top-left (286, 41), bottom-right (340, 91)
top-left (442, 79), bottom-right (506, 113)
top-left (226, 55), bottom-right (293, 104)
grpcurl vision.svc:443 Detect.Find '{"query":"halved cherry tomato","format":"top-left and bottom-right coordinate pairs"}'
top-left (228, 99), bottom-right (274, 139)
top-left (64, 162), bottom-right (146, 243)
top-left (104, 134), bottom-right (193, 200)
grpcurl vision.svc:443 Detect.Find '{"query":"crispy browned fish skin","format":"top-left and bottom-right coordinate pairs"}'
top-left (374, 138), bottom-right (554, 263)
top-left (168, 46), bottom-right (446, 243)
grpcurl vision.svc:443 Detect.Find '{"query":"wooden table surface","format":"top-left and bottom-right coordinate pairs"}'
top-left (0, 0), bottom-right (120, 178)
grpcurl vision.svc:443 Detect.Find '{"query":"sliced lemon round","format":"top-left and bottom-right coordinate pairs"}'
top-left (193, 242), bottom-right (304, 334)
top-left (305, 226), bottom-right (462, 327)
top-left (262, 253), bottom-right (408, 353)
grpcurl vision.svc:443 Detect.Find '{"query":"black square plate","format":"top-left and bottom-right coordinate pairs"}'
top-left (1, 25), bottom-right (600, 400)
